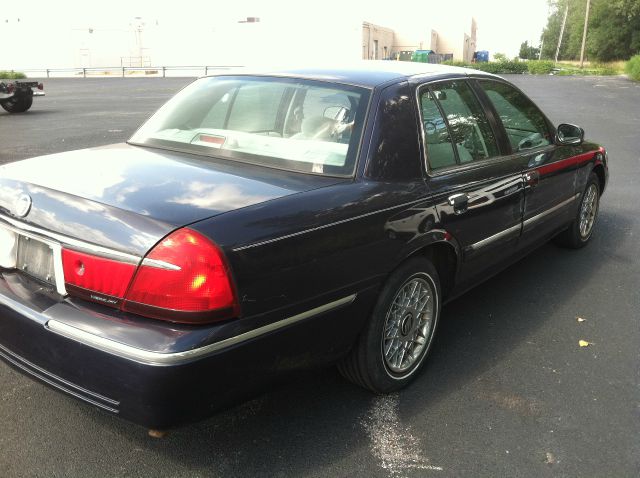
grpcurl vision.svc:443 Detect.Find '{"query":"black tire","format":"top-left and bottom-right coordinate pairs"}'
top-left (1, 95), bottom-right (33, 113)
top-left (338, 257), bottom-right (441, 393)
top-left (554, 172), bottom-right (600, 249)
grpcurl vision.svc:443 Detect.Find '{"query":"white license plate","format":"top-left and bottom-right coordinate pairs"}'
top-left (16, 235), bottom-right (56, 285)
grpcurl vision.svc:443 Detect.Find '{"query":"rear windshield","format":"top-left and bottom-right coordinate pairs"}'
top-left (129, 76), bottom-right (370, 177)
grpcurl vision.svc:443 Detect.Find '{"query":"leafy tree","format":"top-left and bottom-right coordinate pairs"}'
top-left (519, 41), bottom-right (541, 59)
top-left (587, 0), bottom-right (640, 61)
top-left (540, 0), bottom-right (640, 62)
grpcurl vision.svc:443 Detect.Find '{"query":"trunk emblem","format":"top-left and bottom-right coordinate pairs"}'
top-left (14, 193), bottom-right (32, 218)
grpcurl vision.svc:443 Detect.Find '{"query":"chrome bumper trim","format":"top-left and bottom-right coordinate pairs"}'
top-left (46, 294), bottom-right (357, 366)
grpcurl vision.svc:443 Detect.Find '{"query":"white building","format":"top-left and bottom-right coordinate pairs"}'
top-left (362, 16), bottom-right (478, 63)
top-left (1, 9), bottom-right (475, 70)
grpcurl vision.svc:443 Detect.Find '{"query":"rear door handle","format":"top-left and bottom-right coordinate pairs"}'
top-left (448, 193), bottom-right (469, 215)
top-left (525, 170), bottom-right (540, 188)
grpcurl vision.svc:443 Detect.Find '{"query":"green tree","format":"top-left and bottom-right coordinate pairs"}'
top-left (519, 41), bottom-right (541, 59)
top-left (587, 0), bottom-right (640, 61)
top-left (540, 0), bottom-right (640, 62)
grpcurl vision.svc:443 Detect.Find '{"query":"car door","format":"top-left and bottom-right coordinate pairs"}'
top-left (473, 79), bottom-right (579, 249)
top-left (417, 79), bottom-right (525, 288)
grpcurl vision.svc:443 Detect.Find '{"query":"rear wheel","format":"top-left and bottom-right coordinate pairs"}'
top-left (554, 172), bottom-right (600, 249)
top-left (1, 95), bottom-right (33, 113)
top-left (338, 257), bottom-right (440, 393)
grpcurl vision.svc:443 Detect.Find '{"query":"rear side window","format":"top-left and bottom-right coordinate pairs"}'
top-left (418, 80), bottom-right (499, 172)
top-left (479, 80), bottom-right (552, 152)
top-left (419, 90), bottom-right (457, 170)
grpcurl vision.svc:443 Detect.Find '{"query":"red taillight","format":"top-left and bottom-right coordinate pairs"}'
top-left (37, 83), bottom-right (44, 90)
top-left (122, 228), bottom-right (239, 323)
top-left (62, 249), bottom-right (136, 302)
top-left (61, 229), bottom-right (239, 324)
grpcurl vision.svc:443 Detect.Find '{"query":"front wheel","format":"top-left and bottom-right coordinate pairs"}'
top-left (554, 172), bottom-right (600, 249)
top-left (1, 95), bottom-right (33, 113)
top-left (338, 257), bottom-right (441, 393)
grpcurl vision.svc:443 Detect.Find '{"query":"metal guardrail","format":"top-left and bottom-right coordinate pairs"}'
top-left (15, 66), bottom-right (244, 78)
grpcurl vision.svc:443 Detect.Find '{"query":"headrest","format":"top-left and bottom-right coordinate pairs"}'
top-left (300, 116), bottom-right (336, 139)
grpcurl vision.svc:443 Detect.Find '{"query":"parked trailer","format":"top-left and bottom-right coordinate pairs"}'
top-left (0, 80), bottom-right (45, 113)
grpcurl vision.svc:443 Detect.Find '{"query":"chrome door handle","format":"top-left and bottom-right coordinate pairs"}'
top-left (448, 193), bottom-right (469, 215)
top-left (525, 171), bottom-right (540, 188)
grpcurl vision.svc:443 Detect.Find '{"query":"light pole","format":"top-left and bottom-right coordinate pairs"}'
top-left (555, 4), bottom-right (569, 63)
top-left (132, 17), bottom-right (145, 67)
top-left (579, 0), bottom-right (591, 68)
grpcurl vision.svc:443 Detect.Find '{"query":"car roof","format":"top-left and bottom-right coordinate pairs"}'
top-left (207, 61), bottom-right (500, 88)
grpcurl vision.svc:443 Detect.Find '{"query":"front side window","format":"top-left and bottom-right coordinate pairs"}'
top-left (418, 80), bottom-right (499, 171)
top-left (479, 80), bottom-right (552, 152)
top-left (130, 76), bottom-right (370, 177)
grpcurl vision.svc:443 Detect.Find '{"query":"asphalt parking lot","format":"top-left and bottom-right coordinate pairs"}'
top-left (1, 74), bottom-right (639, 477)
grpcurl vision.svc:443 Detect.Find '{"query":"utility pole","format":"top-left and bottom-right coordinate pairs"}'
top-left (579, 0), bottom-right (591, 68)
top-left (555, 4), bottom-right (569, 63)
top-left (539, 37), bottom-right (544, 60)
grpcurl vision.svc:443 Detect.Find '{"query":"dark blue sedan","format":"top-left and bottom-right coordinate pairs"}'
top-left (0, 62), bottom-right (608, 432)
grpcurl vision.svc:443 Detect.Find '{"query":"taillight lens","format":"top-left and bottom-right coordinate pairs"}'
top-left (122, 228), bottom-right (239, 323)
top-left (62, 249), bottom-right (136, 303)
top-left (61, 228), bottom-right (239, 324)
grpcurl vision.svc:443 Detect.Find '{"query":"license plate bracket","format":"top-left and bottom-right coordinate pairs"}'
top-left (16, 235), bottom-right (56, 286)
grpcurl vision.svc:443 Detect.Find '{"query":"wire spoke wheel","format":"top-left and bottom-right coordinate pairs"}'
top-left (579, 183), bottom-right (598, 239)
top-left (338, 257), bottom-right (440, 393)
top-left (382, 276), bottom-right (435, 375)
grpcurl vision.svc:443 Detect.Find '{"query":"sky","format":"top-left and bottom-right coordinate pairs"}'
top-left (2, 0), bottom-right (551, 69)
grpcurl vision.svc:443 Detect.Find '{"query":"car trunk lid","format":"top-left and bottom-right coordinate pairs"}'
top-left (0, 142), bottom-right (344, 256)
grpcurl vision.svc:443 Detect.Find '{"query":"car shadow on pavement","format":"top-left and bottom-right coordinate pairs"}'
top-left (66, 209), bottom-right (626, 476)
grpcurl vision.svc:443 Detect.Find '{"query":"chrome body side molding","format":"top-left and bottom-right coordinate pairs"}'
top-left (46, 294), bottom-right (357, 366)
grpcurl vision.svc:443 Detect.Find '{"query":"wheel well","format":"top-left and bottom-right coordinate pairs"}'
top-left (593, 164), bottom-right (606, 194)
top-left (408, 242), bottom-right (457, 299)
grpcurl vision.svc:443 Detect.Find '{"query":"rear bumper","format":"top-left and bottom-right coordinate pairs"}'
top-left (0, 272), bottom-right (367, 429)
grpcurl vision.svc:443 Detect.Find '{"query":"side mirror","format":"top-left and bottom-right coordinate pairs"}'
top-left (556, 123), bottom-right (584, 145)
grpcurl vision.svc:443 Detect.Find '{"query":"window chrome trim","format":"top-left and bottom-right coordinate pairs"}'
top-left (46, 294), bottom-right (357, 366)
